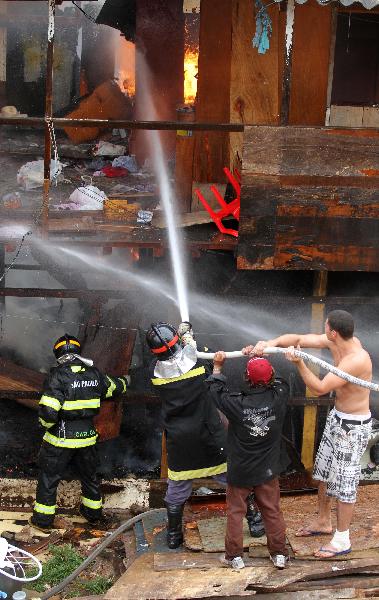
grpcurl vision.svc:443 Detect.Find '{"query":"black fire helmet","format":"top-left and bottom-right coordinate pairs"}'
top-left (145, 322), bottom-right (181, 361)
top-left (53, 333), bottom-right (81, 360)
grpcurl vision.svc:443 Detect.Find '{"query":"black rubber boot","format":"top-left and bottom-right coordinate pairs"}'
top-left (165, 502), bottom-right (184, 549)
top-left (246, 494), bottom-right (265, 538)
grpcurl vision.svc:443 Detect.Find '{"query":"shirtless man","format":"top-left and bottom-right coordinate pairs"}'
top-left (243, 310), bottom-right (372, 558)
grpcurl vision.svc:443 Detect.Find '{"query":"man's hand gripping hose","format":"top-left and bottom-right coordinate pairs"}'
top-left (196, 348), bottom-right (379, 392)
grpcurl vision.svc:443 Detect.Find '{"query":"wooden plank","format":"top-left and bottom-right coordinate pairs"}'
top-left (175, 109), bottom-right (195, 213)
top-left (231, 0), bottom-right (280, 126)
top-left (329, 106), bottom-right (364, 128)
top-left (243, 174), bottom-right (379, 188)
top-left (242, 126), bottom-right (379, 178)
top-left (184, 522), bottom-right (203, 552)
top-left (248, 559), bottom-right (379, 593)
top-left (301, 276), bottom-right (326, 470)
top-left (134, 0), bottom-right (184, 163)
top-left (277, 245), bottom-right (379, 271)
top-left (240, 183), bottom-right (379, 218)
top-left (253, 590), bottom-right (357, 600)
top-left (230, 0), bottom-right (281, 165)
top-left (283, 575), bottom-right (379, 593)
top-left (324, 6), bottom-right (337, 127)
top-left (105, 552), bottom-right (271, 599)
top-left (153, 551), bottom-right (271, 571)
top-left (0, 358), bottom-right (44, 407)
top-left (193, 0), bottom-right (232, 183)
top-left (274, 217), bottom-right (379, 246)
top-left (197, 516), bottom-right (267, 553)
top-left (363, 107), bottom-right (379, 128)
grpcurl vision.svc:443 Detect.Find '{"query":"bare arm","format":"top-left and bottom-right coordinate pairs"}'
top-left (295, 361), bottom-right (345, 396)
top-left (243, 333), bottom-right (330, 356)
top-left (286, 348), bottom-right (365, 396)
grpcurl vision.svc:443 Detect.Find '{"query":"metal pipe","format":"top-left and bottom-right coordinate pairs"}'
top-left (41, 0), bottom-right (55, 233)
top-left (0, 117), bottom-right (244, 131)
top-left (196, 347), bottom-right (379, 392)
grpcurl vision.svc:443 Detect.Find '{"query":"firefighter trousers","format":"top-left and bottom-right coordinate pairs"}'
top-left (32, 441), bottom-right (102, 528)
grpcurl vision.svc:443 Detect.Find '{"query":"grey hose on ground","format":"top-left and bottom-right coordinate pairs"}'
top-left (40, 508), bottom-right (164, 600)
top-left (196, 347), bottom-right (379, 392)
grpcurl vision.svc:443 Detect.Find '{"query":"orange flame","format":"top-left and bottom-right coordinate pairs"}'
top-left (184, 48), bottom-right (198, 105)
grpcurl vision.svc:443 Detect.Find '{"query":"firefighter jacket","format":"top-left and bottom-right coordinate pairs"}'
top-left (150, 358), bottom-right (227, 481)
top-left (39, 359), bottom-right (128, 449)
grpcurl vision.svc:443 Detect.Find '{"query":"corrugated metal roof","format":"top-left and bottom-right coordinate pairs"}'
top-left (281, 0), bottom-right (379, 8)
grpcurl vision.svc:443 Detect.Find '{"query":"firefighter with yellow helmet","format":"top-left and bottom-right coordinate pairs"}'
top-left (30, 334), bottom-right (129, 531)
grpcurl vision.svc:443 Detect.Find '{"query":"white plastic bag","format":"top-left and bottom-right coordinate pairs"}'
top-left (68, 185), bottom-right (107, 210)
top-left (93, 140), bottom-right (126, 157)
top-left (17, 159), bottom-right (63, 191)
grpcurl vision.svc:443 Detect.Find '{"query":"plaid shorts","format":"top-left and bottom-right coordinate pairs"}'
top-left (313, 408), bottom-right (371, 503)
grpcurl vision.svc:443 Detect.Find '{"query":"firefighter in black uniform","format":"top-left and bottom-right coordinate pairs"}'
top-left (30, 334), bottom-right (129, 532)
top-left (146, 321), bottom-right (228, 549)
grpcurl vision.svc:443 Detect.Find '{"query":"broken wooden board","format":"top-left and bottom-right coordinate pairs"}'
top-left (197, 516), bottom-right (267, 552)
top-left (152, 210), bottom-right (214, 229)
top-left (0, 358), bottom-right (44, 409)
top-left (0, 511), bottom-right (86, 523)
top-left (105, 552), bottom-right (271, 599)
top-left (153, 551), bottom-right (270, 571)
top-left (252, 590), bottom-right (359, 599)
top-left (283, 574), bottom-right (379, 593)
top-left (183, 520), bottom-right (204, 551)
top-left (246, 558), bottom-right (379, 593)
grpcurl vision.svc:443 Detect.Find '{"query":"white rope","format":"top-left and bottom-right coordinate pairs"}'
top-left (196, 347), bottom-right (379, 392)
top-left (48, 0), bottom-right (56, 42)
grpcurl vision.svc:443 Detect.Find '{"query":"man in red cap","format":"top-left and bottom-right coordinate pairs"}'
top-left (206, 352), bottom-right (290, 569)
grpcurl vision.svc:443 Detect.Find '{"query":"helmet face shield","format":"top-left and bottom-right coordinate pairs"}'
top-left (53, 334), bottom-right (81, 359)
top-left (146, 322), bottom-right (181, 361)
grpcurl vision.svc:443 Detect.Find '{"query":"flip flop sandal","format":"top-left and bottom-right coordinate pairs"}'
top-left (295, 528), bottom-right (332, 537)
top-left (317, 546), bottom-right (352, 558)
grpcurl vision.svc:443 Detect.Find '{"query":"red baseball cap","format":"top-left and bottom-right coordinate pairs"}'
top-left (246, 357), bottom-right (273, 385)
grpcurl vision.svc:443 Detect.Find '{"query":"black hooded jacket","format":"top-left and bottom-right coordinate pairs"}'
top-left (206, 374), bottom-right (289, 487)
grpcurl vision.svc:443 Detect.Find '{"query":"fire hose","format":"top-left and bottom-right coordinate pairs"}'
top-left (40, 509), bottom-right (164, 600)
top-left (196, 347), bottom-right (379, 393)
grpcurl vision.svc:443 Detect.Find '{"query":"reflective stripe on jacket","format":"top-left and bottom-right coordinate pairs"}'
top-left (39, 360), bottom-right (127, 444)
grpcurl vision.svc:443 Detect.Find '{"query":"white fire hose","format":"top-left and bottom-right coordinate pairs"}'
top-left (196, 347), bottom-right (379, 393)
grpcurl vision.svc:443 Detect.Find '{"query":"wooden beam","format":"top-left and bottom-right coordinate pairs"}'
top-left (0, 243), bottom-right (4, 319)
top-left (41, 0), bottom-right (55, 233)
top-left (0, 288), bottom-right (127, 299)
top-left (0, 389), bottom-right (331, 407)
top-left (289, 1), bottom-right (333, 125)
top-left (301, 272), bottom-right (328, 471)
top-left (193, 0), bottom-right (233, 182)
top-left (325, 6), bottom-right (338, 126)
top-left (0, 117), bottom-right (244, 132)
